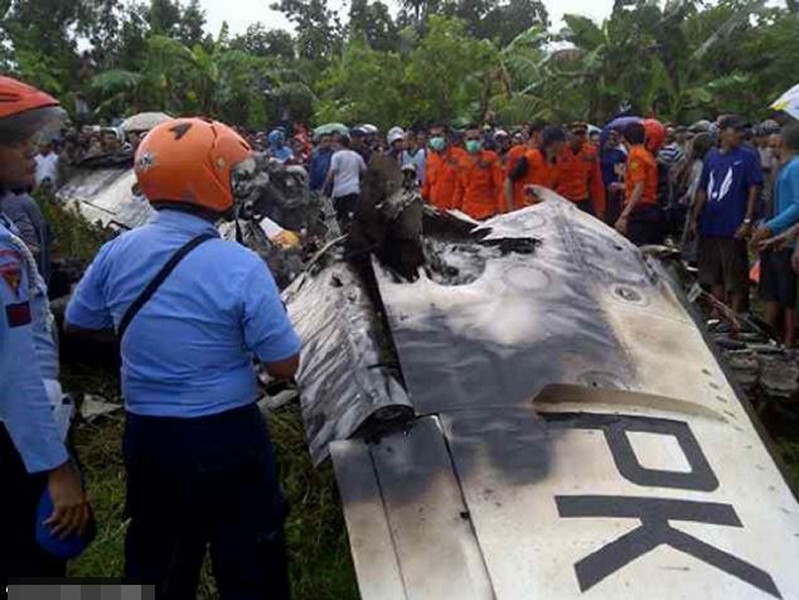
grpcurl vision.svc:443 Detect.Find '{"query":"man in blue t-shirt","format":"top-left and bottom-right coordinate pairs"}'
top-left (309, 133), bottom-right (334, 192)
top-left (752, 123), bottom-right (799, 346)
top-left (688, 116), bottom-right (763, 314)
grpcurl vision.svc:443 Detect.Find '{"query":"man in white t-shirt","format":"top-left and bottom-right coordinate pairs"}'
top-left (324, 133), bottom-right (367, 232)
top-left (34, 142), bottom-right (60, 189)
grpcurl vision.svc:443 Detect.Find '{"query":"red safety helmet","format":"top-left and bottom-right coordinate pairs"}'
top-left (134, 118), bottom-right (255, 214)
top-left (643, 118), bottom-right (666, 153)
top-left (0, 76), bottom-right (65, 143)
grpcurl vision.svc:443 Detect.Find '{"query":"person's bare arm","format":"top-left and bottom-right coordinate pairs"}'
top-left (264, 354), bottom-right (299, 381)
top-left (734, 185), bottom-right (760, 239)
top-left (504, 177), bottom-right (515, 213)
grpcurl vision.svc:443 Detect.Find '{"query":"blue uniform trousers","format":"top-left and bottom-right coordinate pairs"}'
top-left (123, 404), bottom-right (289, 600)
top-left (0, 424), bottom-right (65, 594)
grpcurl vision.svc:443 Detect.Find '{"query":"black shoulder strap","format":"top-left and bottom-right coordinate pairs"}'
top-left (117, 232), bottom-right (216, 342)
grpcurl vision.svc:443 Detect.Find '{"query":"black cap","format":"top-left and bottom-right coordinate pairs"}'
top-left (542, 126), bottom-right (567, 146)
top-left (718, 115), bottom-right (749, 132)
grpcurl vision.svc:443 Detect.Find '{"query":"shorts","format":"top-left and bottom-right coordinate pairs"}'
top-left (759, 248), bottom-right (798, 307)
top-left (698, 236), bottom-right (749, 294)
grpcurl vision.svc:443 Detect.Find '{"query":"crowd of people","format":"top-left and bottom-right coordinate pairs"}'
top-left (303, 116), bottom-right (799, 347)
top-left (3, 68), bottom-right (799, 600)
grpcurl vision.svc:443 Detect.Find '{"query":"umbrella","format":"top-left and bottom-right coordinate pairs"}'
top-left (121, 112), bottom-right (172, 133)
top-left (313, 123), bottom-right (349, 139)
top-left (600, 116), bottom-right (642, 149)
top-left (771, 83), bottom-right (799, 121)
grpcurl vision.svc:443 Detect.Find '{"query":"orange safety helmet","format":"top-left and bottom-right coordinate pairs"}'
top-left (642, 118), bottom-right (666, 154)
top-left (0, 76), bottom-right (65, 143)
top-left (134, 117), bottom-right (254, 214)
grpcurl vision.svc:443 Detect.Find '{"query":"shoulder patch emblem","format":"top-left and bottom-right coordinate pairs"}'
top-left (0, 263), bottom-right (22, 297)
top-left (5, 301), bottom-right (31, 328)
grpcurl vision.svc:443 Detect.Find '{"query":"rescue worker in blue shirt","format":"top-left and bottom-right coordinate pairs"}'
top-left (65, 117), bottom-right (301, 600)
top-left (0, 76), bottom-right (91, 588)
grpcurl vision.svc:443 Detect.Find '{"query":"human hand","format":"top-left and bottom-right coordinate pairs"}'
top-left (45, 460), bottom-right (91, 539)
top-left (750, 225), bottom-right (773, 246)
top-left (734, 221), bottom-right (753, 240)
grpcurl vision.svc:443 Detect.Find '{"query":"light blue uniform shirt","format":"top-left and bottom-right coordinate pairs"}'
top-left (0, 216), bottom-right (67, 473)
top-left (765, 156), bottom-right (799, 236)
top-left (66, 210), bottom-right (301, 418)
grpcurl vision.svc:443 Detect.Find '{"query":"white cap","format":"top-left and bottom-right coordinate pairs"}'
top-left (387, 126), bottom-right (405, 145)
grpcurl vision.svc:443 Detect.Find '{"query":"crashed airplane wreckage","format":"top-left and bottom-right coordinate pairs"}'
top-left (56, 152), bottom-right (334, 288)
top-left (284, 157), bottom-right (799, 599)
top-left (57, 152), bottom-right (799, 598)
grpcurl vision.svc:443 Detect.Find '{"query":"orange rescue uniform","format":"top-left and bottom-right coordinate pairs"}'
top-left (422, 146), bottom-right (467, 210)
top-left (555, 143), bottom-right (606, 217)
top-left (455, 149), bottom-right (504, 220)
top-left (624, 145), bottom-right (658, 207)
top-left (507, 149), bottom-right (558, 209)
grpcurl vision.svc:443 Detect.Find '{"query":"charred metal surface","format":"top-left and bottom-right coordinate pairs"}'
top-left (367, 417), bottom-right (494, 599)
top-left (348, 154), bottom-right (424, 281)
top-left (298, 191), bottom-right (799, 599)
top-left (374, 197), bottom-right (638, 414)
top-left (329, 441), bottom-right (407, 600)
top-left (284, 259), bottom-right (412, 464)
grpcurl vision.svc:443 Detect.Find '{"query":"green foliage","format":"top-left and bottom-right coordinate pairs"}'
top-left (34, 190), bottom-right (111, 261)
top-left (491, 0), bottom-right (798, 125)
top-left (269, 0), bottom-right (344, 62)
top-left (404, 16), bottom-right (498, 123)
top-left (349, 0), bottom-right (401, 52)
top-left (231, 23), bottom-right (296, 60)
top-left (3, 0), bottom-right (799, 132)
top-left (315, 15), bottom-right (499, 128)
top-left (315, 40), bottom-right (405, 128)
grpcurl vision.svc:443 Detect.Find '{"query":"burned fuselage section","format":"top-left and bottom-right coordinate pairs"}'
top-left (286, 180), bottom-right (799, 599)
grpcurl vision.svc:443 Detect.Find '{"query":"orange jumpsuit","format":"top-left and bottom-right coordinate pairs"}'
top-left (454, 149), bottom-right (504, 220)
top-left (422, 147), bottom-right (467, 211)
top-left (556, 143), bottom-right (606, 217)
top-left (507, 149), bottom-right (558, 209)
